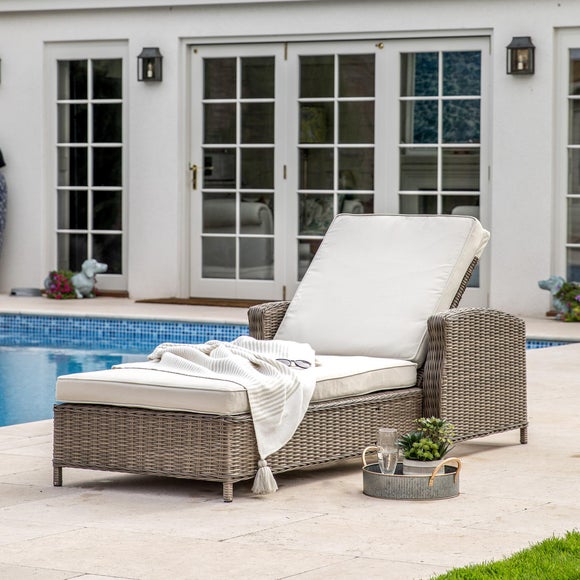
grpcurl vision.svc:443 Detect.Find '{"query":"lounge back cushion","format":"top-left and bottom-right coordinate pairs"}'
top-left (275, 214), bottom-right (489, 363)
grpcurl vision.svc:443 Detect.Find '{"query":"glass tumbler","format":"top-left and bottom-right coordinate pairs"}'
top-left (377, 427), bottom-right (398, 475)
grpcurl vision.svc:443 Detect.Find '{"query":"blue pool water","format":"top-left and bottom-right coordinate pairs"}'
top-left (0, 314), bottom-right (249, 427)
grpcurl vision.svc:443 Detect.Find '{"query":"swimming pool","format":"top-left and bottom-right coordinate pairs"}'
top-left (0, 313), bottom-right (573, 427)
top-left (0, 314), bottom-right (249, 427)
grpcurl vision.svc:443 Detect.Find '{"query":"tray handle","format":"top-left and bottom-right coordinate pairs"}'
top-left (428, 457), bottom-right (462, 487)
top-left (362, 445), bottom-right (380, 467)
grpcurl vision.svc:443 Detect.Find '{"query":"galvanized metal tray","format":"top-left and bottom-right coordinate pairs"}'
top-left (362, 449), bottom-right (462, 500)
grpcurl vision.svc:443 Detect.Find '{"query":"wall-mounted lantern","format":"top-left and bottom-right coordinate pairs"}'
top-left (506, 37), bottom-right (535, 75)
top-left (137, 47), bottom-right (163, 82)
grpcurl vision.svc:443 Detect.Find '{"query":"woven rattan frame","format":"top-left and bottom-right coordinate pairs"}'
top-left (53, 257), bottom-right (528, 501)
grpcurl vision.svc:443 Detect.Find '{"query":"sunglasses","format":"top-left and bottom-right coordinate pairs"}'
top-left (275, 358), bottom-right (312, 369)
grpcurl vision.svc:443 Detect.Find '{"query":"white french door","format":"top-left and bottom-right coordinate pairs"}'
top-left (190, 45), bottom-right (285, 300)
top-left (189, 37), bottom-right (489, 304)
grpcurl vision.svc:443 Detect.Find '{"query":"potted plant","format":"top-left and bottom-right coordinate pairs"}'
top-left (554, 281), bottom-right (580, 321)
top-left (399, 417), bottom-right (455, 475)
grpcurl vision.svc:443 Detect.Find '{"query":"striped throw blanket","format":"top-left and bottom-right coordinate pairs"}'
top-left (114, 336), bottom-right (316, 494)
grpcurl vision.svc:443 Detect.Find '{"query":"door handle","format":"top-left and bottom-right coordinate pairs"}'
top-left (189, 164), bottom-right (198, 190)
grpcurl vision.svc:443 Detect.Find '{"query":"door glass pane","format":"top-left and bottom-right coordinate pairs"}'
top-left (58, 61), bottom-right (87, 100)
top-left (400, 101), bottom-right (438, 144)
top-left (442, 149), bottom-right (480, 191)
top-left (569, 100), bottom-right (580, 144)
top-left (442, 195), bottom-right (480, 215)
top-left (570, 49), bottom-right (580, 95)
top-left (567, 150), bottom-right (580, 194)
top-left (58, 190), bottom-right (88, 229)
top-left (92, 59), bottom-right (122, 99)
top-left (300, 55), bottom-right (334, 98)
top-left (58, 147), bottom-right (87, 186)
top-left (298, 239), bottom-right (322, 279)
top-left (240, 238), bottom-right (274, 280)
top-left (400, 194), bottom-right (437, 214)
top-left (93, 234), bottom-right (122, 274)
top-left (300, 104), bottom-right (334, 144)
top-left (567, 198), bottom-right (580, 243)
top-left (339, 54), bottom-right (375, 97)
top-left (339, 148), bottom-right (374, 190)
top-left (240, 194), bottom-right (274, 234)
top-left (58, 233), bottom-right (87, 272)
top-left (203, 148), bottom-right (236, 189)
top-left (242, 57), bottom-right (274, 98)
top-left (401, 53), bottom-right (438, 97)
top-left (567, 247), bottom-right (580, 282)
top-left (338, 193), bottom-right (373, 213)
top-left (443, 52), bottom-right (481, 96)
top-left (241, 148), bottom-right (274, 189)
top-left (93, 147), bottom-right (122, 186)
top-left (204, 104), bottom-right (236, 144)
top-left (299, 148), bottom-right (333, 190)
top-left (400, 148), bottom-right (437, 190)
top-left (93, 191), bottom-right (122, 230)
top-left (203, 194), bottom-right (236, 234)
top-left (241, 103), bottom-right (274, 144)
top-left (299, 194), bottom-right (334, 235)
top-left (202, 237), bottom-right (235, 279)
top-left (204, 58), bottom-right (236, 99)
top-left (58, 104), bottom-right (88, 143)
top-left (442, 100), bottom-right (480, 143)
top-left (93, 104), bottom-right (122, 143)
top-left (339, 101), bottom-right (374, 144)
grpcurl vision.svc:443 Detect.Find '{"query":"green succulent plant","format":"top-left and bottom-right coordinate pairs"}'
top-left (399, 417), bottom-right (455, 461)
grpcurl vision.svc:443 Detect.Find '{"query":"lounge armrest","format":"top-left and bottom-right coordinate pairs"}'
top-left (248, 301), bottom-right (290, 340)
top-left (422, 307), bottom-right (528, 443)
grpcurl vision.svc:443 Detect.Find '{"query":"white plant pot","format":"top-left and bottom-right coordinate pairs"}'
top-left (402, 458), bottom-right (444, 476)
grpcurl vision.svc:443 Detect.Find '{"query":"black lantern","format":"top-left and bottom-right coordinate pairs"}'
top-left (506, 37), bottom-right (535, 75)
top-left (137, 47), bottom-right (163, 82)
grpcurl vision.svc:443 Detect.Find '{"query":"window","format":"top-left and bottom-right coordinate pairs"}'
top-left (297, 53), bottom-right (375, 279)
top-left (56, 58), bottom-right (124, 274)
top-left (567, 49), bottom-right (580, 280)
top-left (399, 51), bottom-right (481, 216)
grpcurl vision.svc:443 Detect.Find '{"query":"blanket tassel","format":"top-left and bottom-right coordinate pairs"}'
top-left (252, 459), bottom-right (278, 495)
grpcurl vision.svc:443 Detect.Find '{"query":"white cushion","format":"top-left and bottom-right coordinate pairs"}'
top-left (275, 214), bottom-right (489, 363)
top-left (56, 356), bottom-right (417, 416)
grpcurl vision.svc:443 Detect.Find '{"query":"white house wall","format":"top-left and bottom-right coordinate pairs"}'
top-left (0, 0), bottom-right (576, 315)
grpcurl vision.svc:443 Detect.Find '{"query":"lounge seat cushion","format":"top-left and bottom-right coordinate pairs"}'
top-left (56, 356), bottom-right (417, 416)
top-left (275, 214), bottom-right (490, 363)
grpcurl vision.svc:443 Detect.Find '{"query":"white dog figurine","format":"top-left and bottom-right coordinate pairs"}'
top-left (72, 259), bottom-right (108, 298)
top-left (538, 275), bottom-right (566, 315)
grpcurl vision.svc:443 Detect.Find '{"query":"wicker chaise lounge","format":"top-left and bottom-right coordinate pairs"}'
top-left (53, 215), bottom-right (527, 501)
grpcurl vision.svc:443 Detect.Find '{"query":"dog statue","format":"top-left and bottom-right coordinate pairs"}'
top-left (538, 275), bottom-right (566, 316)
top-left (72, 259), bottom-right (108, 298)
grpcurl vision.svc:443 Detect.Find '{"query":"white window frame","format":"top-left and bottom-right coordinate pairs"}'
top-left (555, 30), bottom-right (580, 282)
top-left (44, 41), bottom-right (129, 292)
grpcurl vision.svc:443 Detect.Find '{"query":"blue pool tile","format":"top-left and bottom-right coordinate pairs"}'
top-left (0, 314), bottom-right (249, 353)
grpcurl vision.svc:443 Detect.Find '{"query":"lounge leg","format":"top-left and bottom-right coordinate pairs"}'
top-left (53, 466), bottom-right (63, 486)
top-left (520, 425), bottom-right (528, 444)
top-left (223, 482), bottom-right (233, 502)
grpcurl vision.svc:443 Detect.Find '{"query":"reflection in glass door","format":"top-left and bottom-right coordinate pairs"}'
top-left (192, 48), bottom-right (280, 299)
top-left (295, 52), bottom-right (376, 279)
top-left (398, 49), bottom-right (483, 287)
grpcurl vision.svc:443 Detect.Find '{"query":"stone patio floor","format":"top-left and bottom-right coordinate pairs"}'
top-left (0, 297), bottom-right (578, 579)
